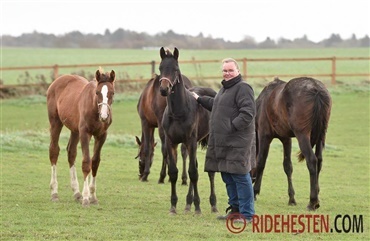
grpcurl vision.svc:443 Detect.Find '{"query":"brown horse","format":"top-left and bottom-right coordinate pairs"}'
top-left (136, 73), bottom-right (193, 184)
top-left (252, 76), bottom-right (332, 210)
top-left (47, 69), bottom-right (115, 206)
top-left (159, 47), bottom-right (218, 214)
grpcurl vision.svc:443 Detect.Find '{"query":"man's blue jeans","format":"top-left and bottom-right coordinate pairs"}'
top-left (221, 172), bottom-right (255, 220)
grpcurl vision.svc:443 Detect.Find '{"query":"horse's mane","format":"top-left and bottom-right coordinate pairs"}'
top-left (164, 48), bottom-right (173, 56)
top-left (256, 77), bottom-right (285, 107)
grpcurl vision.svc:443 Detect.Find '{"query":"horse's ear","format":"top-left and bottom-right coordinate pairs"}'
top-left (110, 70), bottom-right (115, 82)
top-left (174, 47), bottom-right (179, 61)
top-left (160, 47), bottom-right (166, 59)
top-left (95, 70), bottom-right (101, 82)
top-left (135, 136), bottom-right (141, 146)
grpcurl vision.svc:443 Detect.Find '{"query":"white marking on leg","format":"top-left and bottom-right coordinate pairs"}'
top-left (100, 85), bottom-right (109, 120)
top-left (82, 176), bottom-right (90, 205)
top-left (50, 165), bottom-right (58, 196)
top-left (69, 165), bottom-right (80, 196)
top-left (89, 176), bottom-right (98, 203)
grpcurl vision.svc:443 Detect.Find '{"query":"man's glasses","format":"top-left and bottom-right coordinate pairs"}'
top-left (222, 69), bottom-right (237, 74)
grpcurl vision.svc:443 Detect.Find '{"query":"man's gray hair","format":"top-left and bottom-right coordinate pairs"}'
top-left (221, 58), bottom-right (240, 70)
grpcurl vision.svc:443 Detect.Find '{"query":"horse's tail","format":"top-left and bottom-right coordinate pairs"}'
top-left (298, 88), bottom-right (331, 161)
top-left (198, 135), bottom-right (209, 150)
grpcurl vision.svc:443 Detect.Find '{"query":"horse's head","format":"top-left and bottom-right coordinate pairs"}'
top-left (95, 69), bottom-right (115, 122)
top-left (159, 47), bottom-right (180, 96)
top-left (135, 136), bottom-right (157, 181)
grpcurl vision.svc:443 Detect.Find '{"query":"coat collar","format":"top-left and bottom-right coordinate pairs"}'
top-left (221, 74), bottom-right (242, 89)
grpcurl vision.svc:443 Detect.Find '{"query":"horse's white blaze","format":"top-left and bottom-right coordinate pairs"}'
top-left (69, 165), bottom-right (80, 195)
top-left (50, 165), bottom-right (58, 195)
top-left (82, 176), bottom-right (90, 203)
top-left (100, 85), bottom-right (109, 120)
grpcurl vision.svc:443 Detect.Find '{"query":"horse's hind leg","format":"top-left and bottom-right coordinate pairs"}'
top-left (315, 140), bottom-right (324, 195)
top-left (67, 131), bottom-right (82, 202)
top-left (48, 117), bottom-right (63, 202)
top-left (296, 134), bottom-right (320, 210)
top-left (180, 144), bottom-right (188, 185)
top-left (280, 137), bottom-right (296, 205)
top-left (185, 141), bottom-right (201, 214)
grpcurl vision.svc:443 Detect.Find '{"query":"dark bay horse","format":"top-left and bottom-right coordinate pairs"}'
top-left (252, 76), bottom-right (332, 210)
top-left (136, 73), bottom-right (192, 184)
top-left (159, 47), bottom-right (218, 214)
top-left (47, 69), bottom-right (115, 206)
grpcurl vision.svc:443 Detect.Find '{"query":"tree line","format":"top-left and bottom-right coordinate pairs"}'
top-left (1, 28), bottom-right (369, 49)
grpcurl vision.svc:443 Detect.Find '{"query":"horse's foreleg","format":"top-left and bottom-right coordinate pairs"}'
top-left (80, 131), bottom-right (92, 207)
top-left (67, 131), bottom-right (82, 202)
top-left (89, 133), bottom-right (107, 205)
top-left (281, 137), bottom-right (296, 206)
top-left (208, 171), bottom-right (218, 213)
top-left (49, 119), bottom-right (63, 202)
top-left (186, 141), bottom-right (201, 214)
top-left (253, 135), bottom-right (272, 201)
top-left (297, 135), bottom-right (320, 211)
top-left (180, 143), bottom-right (188, 185)
top-left (158, 127), bottom-right (167, 184)
top-left (167, 140), bottom-right (178, 214)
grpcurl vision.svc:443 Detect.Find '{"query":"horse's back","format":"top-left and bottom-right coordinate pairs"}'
top-left (257, 77), bottom-right (331, 138)
top-left (47, 75), bottom-right (89, 130)
top-left (47, 75), bottom-right (88, 101)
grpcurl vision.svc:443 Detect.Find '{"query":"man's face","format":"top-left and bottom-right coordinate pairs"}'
top-left (222, 62), bottom-right (239, 81)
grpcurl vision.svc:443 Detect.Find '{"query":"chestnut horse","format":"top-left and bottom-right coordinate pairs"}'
top-left (136, 74), bottom-right (192, 184)
top-left (47, 69), bottom-right (115, 206)
top-left (253, 77), bottom-right (332, 210)
top-left (159, 47), bottom-right (218, 214)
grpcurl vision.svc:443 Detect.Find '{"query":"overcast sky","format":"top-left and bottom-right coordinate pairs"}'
top-left (1, 0), bottom-right (369, 43)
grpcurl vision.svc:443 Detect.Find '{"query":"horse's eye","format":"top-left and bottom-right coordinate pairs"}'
top-left (96, 90), bottom-right (99, 95)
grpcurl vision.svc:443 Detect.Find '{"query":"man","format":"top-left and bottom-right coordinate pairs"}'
top-left (192, 58), bottom-right (256, 221)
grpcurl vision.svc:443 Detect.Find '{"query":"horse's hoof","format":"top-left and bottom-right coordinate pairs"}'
top-left (51, 193), bottom-right (59, 202)
top-left (141, 178), bottom-right (148, 182)
top-left (158, 180), bottom-right (165, 184)
top-left (194, 210), bottom-right (202, 215)
top-left (169, 207), bottom-right (177, 215)
top-left (181, 181), bottom-right (188, 186)
top-left (306, 202), bottom-right (320, 211)
top-left (184, 204), bottom-right (191, 212)
top-left (288, 200), bottom-right (297, 206)
top-left (74, 192), bottom-right (82, 202)
top-left (169, 210), bottom-right (177, 215)
top-left (211, 206), bottom-right (219, 213)
top-left (82, 199), bottom-right (90, 207)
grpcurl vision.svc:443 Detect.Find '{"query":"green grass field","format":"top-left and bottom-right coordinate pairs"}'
top-left (1, 82), bottom-right (369, 240)
top-left (1, 48), bottom-right (369, 87)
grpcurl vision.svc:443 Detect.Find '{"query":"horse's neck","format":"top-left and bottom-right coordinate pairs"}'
top-left (82, 84), bottom-right (100, 117)
top-left (167, 82), bottom-right (188, 116)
